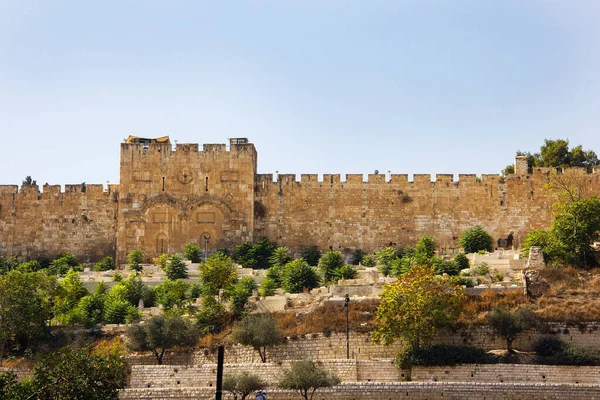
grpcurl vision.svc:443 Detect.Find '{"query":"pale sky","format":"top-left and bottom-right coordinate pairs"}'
top-left (1, 0), bottom-right (599, 187)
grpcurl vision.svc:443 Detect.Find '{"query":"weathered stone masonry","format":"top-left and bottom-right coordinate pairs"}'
top-left (1, 139), bottom-right (599, 263)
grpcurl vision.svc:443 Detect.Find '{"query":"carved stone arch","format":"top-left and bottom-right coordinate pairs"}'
top-left (138, 194), bottom-right (184, 215)
top-left (186, 195), bottom-right (234, 218)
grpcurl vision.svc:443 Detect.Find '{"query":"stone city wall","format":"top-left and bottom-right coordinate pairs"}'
top-left (0, 183), bottom-right (118, 262)
top-left (119, 382), bottom-right (600, 400)
top-left (254, 168), bottom-right (600, 254)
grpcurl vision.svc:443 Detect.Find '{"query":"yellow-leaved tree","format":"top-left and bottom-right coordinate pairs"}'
top-left (373, 266), bottom-right (465, 349)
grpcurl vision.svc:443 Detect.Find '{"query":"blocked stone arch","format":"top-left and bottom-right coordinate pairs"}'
top-left (138, 194), bottom-right (184, 216)
top-left (186, 195), bottom-right (234, 219)
top-left (156, 232), bottom-right (169, 255)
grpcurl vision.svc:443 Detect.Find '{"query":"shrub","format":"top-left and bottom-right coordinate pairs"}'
top-left (127, 250), bottom-right (145, 272)
top-left (49, 253), bottom-right (78, 276)
top-left (153, 279), bottom-right (190, 309)
top-left (534, 336), bottom-right (600, 365)
top-left (453, 253), bottom-right (470, 270)
top-left (396, 345), bottom-right (497, 369)
top-left (351, 249), bottom-right (364, 265)
top-left (534, 336), bottom-right (565, 357)
top-left (184, 243), bottom-right (202, 263)
top-left (155, 253), bottom-right (169, 270)
top-left (474, 262), bottom-right (490, 276)
top-left (318, 251), bottom-right (344, 284)
top-left (300, 246), bottom-right (321, 267)
top-left (258, 278), bottom-right (278, 297)
top-left (375, 247), bottom-right (398, 277)
top-left (164, 254), bottom-right (189, 280)
top-left (234, 237), bottom-right (277, 269)
top-left (332, 264), bottom-right (357, 283)
top-left (94, 256), bottom-right (115, 272)
top-left (282, 259), bottom-right (320, 293)
top-left (459, 226), bottom-right (493, 253)
top-left (361, 254), bottom-right (376, 267)
top-left (269, 247), bottom-right (292, 267)
top-left (196, 296), bottom-right (228, 334)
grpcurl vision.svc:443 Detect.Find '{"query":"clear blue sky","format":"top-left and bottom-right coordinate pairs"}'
top-left (1, 0), bottom-right (599, 187)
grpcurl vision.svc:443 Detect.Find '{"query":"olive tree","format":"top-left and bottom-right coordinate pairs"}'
top-left (487, 306), bottom-right (536, 353)
top-left (125, 315), bottom-right (200, 364)
top-left (232, 313), bottom-right (283, 363)
top-left (223, 371), bottom-right (266, 400)
top-left (279, 360), bottom-right (340, 400)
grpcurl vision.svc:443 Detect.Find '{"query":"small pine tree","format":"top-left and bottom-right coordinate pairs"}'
top-left (164, 254), bottom-right (188, 280)
top-left (184, 243), bottom-right (202, 263)
top-left (128, 250), bottom-right (145, 272)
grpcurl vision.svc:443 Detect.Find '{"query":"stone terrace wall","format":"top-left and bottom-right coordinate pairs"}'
top-left (126, 323), bottom-right (600, 367)
top-left (254, 168), bottom-right (600, 253)
top-left (412, 364), bottom-right (600, 384)
top-left (119, 382), bottom-right (600, 400)
top-left (129, 361), bottom-right (402, 389)
top-left (0, 184), bottom-right (117, 262)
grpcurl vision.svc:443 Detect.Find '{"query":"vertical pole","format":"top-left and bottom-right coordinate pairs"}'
top-left (204, 235), bottom-right (210, 261)
top-left (344, 293), bottom-right (350, 359)
top-left (215, 345), bottom-right (225, 400)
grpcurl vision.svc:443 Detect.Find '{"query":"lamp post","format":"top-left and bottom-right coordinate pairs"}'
top-left (344, 293), bottom-right (350, 359)
top-left (203, 235), bottom-right (210, 261)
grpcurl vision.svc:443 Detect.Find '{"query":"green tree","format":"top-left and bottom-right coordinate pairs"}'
top-left (31, 346), bottom-right (125, 400)
top-left (281, 259), bottom-right (320, 293)
top-left (54, 271), bottom-right (89, 325)
top-left (153, 279), bottom-right (190, 309)
top-left (550, 196), bottom-right (600, 267)
top-left (184, 243), bottom-right (202, 263)
top-left (163, 254), bottom-right (189, 280)
top-left (415, 235), bottom-right (437, 263)
top-left (332, 264), bottom-right (358, 283)
top-left (361, 254), bottom-right (376, 267)
top-left (223, 371), bottom-right (266, 400)
top-left (49, 252), bottom-right (78, 276)
top-left (93, 256), bottom-right (115, 271)
top-left (300, 246), bottom-right (321, 266)
top-left (486, 306), bottom-right (536, 353)
top-left (459, 226), bottom-right (493, 253)
top-left (22, 175), bottom-right (36, 186)
top-left (127, 249), bottom-right (145, 272)
top-left (196, 296), bottom-right (228, 334)
top-left (373, 266), bottom-right (464, 349)
top-left (453, 253), bottom-right (470, 270)
top-left (125, 315), bottom-right (200, 364)
top-left (232, 313), bottom-right (284, 363)
top-left (318, 251), bottom-right (344, 284)
top-left (540, 138), bottom-right (571, 168)
top-left (199, 253), bottom-right (238, 297)
top-left (351, 249), bottom-right (365, 265)
top-left (0, 371), bottom-right (33, 399)
top-left (258, 278), bottom-right (278, 297)
top-left (270, 246), bottom-right (292, 267)
top-left (0, 271), bottom-right (57, 365)
top-left (279, 360), bottom-right (340, 400)
top-left (375, 247), bottom-right (398, 276)
top-left (229, 277), bottom-right (258, 317)
top-left (234, 237), bottom-right (277, 269)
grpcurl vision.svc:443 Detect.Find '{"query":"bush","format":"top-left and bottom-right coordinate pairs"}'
top-left (474, 262), bottom-right (490, 276)
top-left (318, 251), bottom-right (344, 283)
top-left (453, 253), bottom-right (470, 270)
top-left (534, 336), bottom-right (600, 365)
top-left (155, 253), bottom-right (169, 270)
top-left (459, 226), bottom-right (493, 253)
top-left (94, 256), bottom-right (115, 272)
top-left (361, 254), bottom-right (376, 267)
top-left (234, 237), bottom-right (277, 269)
top-left (282, 259), bottom-right (320, 293)
top-left (153, 279), bottom-right (190, 309)
top-left (258, 278), bottom-right (278, 297)
top-left (127, 250), bottom-right (145, 272)
top-left (269, 246), bottom-right (292, 267)
top-left (375, 247), bottom-right (398, 276)
top-left (396, 345), bottom-right (497, 369)
top-left (164, 254), bottom-right (189, 280)
top-left (49, 253), bottom-right (78, 276)
top-left (184, 243), bottom-right (202, 263)
top-left (351, 249), bottom-right (364, 265)
top-left (332, 264), bottom-right (357, 283)
top-left (300, 246), bottom-right (321, 267)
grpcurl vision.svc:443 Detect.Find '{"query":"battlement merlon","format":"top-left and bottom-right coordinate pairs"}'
top-left (120, 139), bottom-right (257, 161)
